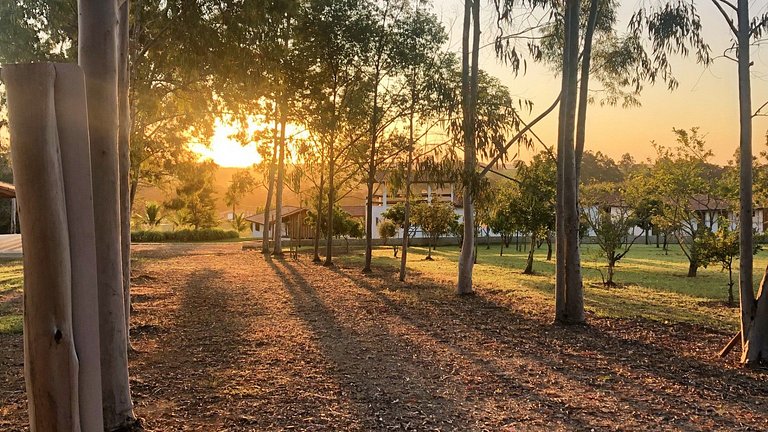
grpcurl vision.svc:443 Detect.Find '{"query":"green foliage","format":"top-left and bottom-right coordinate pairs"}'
top-left (134, 202), bottom-right (164, 230)
top-left (580, 151), bottom-right (624, 184)
top-left (225, 170), bottom-right (257, 213)
top-left (699, 220), bottom-right (760, 306)
top-left (411, 202), bottom-right (457, 257)
top-left (581, 182), bottom-right (642, 286)
top-left (131, 229), bottom-right (239, 243)
top-left (508, 153), bottom-right (556, 239)
top-left (164, 161), bottom-right (219, 230)
top-left (378, 219), bottom-right (397, 245)
top-left (382, 202), bottom-right (406, 228)
top-left (230, 213), bottom-right (250, 233)
top-left (306, 206), bottom-right (362, 240)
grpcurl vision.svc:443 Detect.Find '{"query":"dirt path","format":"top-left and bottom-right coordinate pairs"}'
top-left (3, 243), bottom-right (768, 430)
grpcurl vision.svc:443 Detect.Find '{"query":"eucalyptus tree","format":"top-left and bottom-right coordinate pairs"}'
top-left (301, 0), bottom-right (374, 266)
top-left (492, 0), bottom-right (710, 323)
top-left (457, 0), bottom-right (481, 295)
top-left (390, 6), bottom-right (452, 281)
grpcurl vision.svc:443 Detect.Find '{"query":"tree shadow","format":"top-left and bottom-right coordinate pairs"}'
top-left (324, 265), bottom-right (768, 430)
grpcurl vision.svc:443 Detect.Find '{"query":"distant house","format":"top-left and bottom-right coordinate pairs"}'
top-left (246, 206), bottom-right (312, 240)
top-left (370, 172), bottom-right (463, 239)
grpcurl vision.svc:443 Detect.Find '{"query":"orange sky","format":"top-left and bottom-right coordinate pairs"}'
top-left (435, 0), bottom-right (768, 165)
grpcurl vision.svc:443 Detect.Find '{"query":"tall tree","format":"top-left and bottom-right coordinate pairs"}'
top-left (79, 0), bottom-right (136, 428)
top-left (457, 0), bottom-right (481, 295)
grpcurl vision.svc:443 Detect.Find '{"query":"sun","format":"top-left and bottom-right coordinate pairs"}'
top-left (189, 118), bottom-right (264, 168)
top-left (190, 116), bottom-right (311, 167)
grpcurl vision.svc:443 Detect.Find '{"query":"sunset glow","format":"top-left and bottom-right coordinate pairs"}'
top-left (190, 116), bottom-right (311, 167)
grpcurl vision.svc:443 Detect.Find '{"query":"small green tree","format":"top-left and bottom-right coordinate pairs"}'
top-left (164, 161), bottom-right (219, 230)
top-left (581, 183), bottom-right (643, 287)
top-left (136, 202), bottom-right (164, 230)
top-left (411, 202), bottom-right (457, 260)
top-left (378, 219), bottom-right (397, 256)
top-left (507, 154), bottom-right (556, 274)
top-left (224, 170), bottom-right (256, 216)
top-left (230, 213), bottom-right (249, 234)
top-left (700, 220), bottom-right (760, 307)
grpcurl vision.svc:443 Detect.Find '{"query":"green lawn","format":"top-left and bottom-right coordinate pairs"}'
top-left (340, 242), bottom-right (768, 332)
top-left (0, 259), bottom-right (23, 335)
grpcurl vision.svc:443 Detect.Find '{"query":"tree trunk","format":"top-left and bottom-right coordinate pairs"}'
top-left (546, 233), bottom-right (553, 261)
top-left (79, 0), bottom-right (137, 427)
top-left (499, 238), bottom-right (504, 257)
top-left (261, 108), bottom-right (279, 254)
top-left (574, 0), bottom-right (599, 180)
top-left (3, 63), bottom-right (83, 432)
top-left (399, 110), bottom-right (415, 282)
top-left (364, 66), bottom-right (382, 274)
top-left (324, 137), bottom-right (336, 267)
top-left (736, 0), bottom-right (755, 349)
top-left (555, 0), bottom-right (585, 324)
top-left (523, 234), bottom-right (536, 274)
top-left (742, 266), bottom-right (768, 365)
top-left (607, 260), bottom-right (615, 287)
top-left (687, 260), bottom-right (698, 277)
top-left (485, 228), bottom-right (490, 249)
top-left (118, 0), bottom-right (132, 344)
top-left (55, 63), bottom-right (107, 432)
top-left (313, 155), bottom-right (325, 263)
top-left (273, 96), bottom-right (288, 257)
top-left (456, 0), bottom-right (478, 295)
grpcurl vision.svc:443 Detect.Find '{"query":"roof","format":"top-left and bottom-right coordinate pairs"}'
top-left (245, 206), bottom-right (303, 225)
top-left (341, 205), bottom-right (366, 218)
top-left (689, 194), bottom-right (730, 212)
top-left (0, 181), bottom-right (15, 199)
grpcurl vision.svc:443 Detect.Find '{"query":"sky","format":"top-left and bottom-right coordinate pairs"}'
top-left (432, 0), bottom-right (768, 165)
top-left (199, 0), bottom-right (768, 167)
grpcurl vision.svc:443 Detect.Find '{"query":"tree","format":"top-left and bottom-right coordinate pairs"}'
top-left (164, 161), bottom-right (219, 230)
top-left (378, 219), bottom-right (396, 247)
top-left (224, 169), bottom-right (257, 215)
top-left (79, 0), bottom-right (137, 428)
top-left (700, 220), bottom-right (760, 307)
top-left (136, 202), bottom-right (165, 229)
top-left (456, 0), bottom-right (480, 294)
top-left (230, 213), bottom-right (250, 234)
top-left (411, 202), bottom-right (457, 260)
top-left (509, 153), bottom-right (556, 274)
top-left (581, 183), bottom-right (643, 286)
top-left (486, 182), bottom-right (518, 257)
top-left (648, 128), bottom-right (728, 277)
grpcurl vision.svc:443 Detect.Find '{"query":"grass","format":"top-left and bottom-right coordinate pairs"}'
top-left (337, 241), bottom-right (768, 332)
top-left (0, 259), bottom-right (23, 334)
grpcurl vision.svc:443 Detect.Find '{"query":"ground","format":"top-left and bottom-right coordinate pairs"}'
top-left (2, 242), bottom-right (768, 430)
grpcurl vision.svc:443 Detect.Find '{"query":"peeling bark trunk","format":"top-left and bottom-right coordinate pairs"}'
top-left (79, 0), bottom-right (136, 426)
top-left (55, 63), bottom-right (106, 432)
top-left (3, 63), bottom-right (82, 432)
top-left (324, 138), bottom-right (336, 267)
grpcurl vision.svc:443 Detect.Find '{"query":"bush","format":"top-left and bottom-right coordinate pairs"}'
top-left (132, 228), bottom-right (240, 243)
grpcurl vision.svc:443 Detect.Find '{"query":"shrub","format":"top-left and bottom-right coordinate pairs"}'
top-left (132, 228), bottom-right (240, 243)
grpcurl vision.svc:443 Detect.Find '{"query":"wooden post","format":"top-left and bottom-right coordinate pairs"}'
top-left (54, 63), bottom-right (106, 431)
top-left (2, 63), bottom-right (81, 431)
